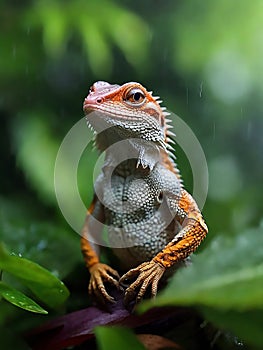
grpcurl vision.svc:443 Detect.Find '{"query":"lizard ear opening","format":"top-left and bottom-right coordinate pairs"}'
top-left (124, 88), bottom-right (146, 106)
top-left (157, 191), bottom-right (164, 204)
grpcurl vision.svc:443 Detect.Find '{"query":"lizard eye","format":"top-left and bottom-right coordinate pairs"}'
top-left (124, 88), bottom-right (146, 105)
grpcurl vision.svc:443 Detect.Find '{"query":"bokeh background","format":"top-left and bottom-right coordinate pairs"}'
top-left (1, 0), bottom-right (263, 348)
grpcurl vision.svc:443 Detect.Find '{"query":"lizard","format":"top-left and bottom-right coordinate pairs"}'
top-left (81, 81), bottom-right (208, 305)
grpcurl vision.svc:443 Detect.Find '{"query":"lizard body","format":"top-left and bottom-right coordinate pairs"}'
top-left (81, 81), bottom-right (208, 304)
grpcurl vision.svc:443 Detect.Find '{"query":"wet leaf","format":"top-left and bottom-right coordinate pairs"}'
top-left (140, 226), bottom-right (263, 347)
top-left (141, 226), bottom-right (263, 312)
top-left (0, 243), bottom-right (69, 308)
top-left (0, 281), bottom-right (48, 314)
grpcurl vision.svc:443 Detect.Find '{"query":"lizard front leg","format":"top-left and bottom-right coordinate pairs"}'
top-left (81, 196), bottom-right (120, 304)
top-left (120, 189), bottom-right (208, 304)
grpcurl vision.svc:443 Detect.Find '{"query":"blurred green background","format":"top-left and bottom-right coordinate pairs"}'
top-left (1, 0), bottom-right (263, 349)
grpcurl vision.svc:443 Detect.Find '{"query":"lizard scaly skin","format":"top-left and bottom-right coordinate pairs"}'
top-left (81, 81), bottom-right (208, 305)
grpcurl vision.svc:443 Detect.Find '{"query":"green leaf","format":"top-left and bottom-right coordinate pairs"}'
top-left (139, 226), bottom-right (263, 347)
top-left (0, 281), bottom-right (47, 314)
top-left (0, 243), bottom-right (69, 309)
top-left (108, 8), bottom-right (149, 69)
top-left (78, 18), bottom-right (112, 76)
top-left (95, 326), bottom-right (145, 350)
top-left (140, 225), bottom-right (263, 312)
top-left (11, 114), bottom-right (59, 205)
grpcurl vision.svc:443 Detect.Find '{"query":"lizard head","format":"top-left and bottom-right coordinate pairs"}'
top-left (83, 81), bottom-right (173, 150)
top-left (83, 81), bottom-right (177, 171)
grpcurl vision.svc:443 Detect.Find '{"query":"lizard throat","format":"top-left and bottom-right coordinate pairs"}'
top-left (95, 127), bottom-right (164, 172)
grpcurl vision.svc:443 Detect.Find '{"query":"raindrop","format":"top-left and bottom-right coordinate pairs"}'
top-left (37, 240), bottom-right (47, 251)
top-left (12, 45), bottom-right (16, 58)
top-left (213, 121), bottom-right (216, 141)
top-left (199, 81), bottom-right (203, 98)
top-left (52, 270), bottom-right (59, 277)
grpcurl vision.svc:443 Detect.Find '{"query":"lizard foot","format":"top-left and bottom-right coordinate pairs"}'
top-left (89, 263), bottom-right (121, 304)
top-left (119, 260), bottom-right (165, 305)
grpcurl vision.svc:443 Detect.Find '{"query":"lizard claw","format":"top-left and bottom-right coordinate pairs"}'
top-left (89, 263), bottom-right (120, 304)
top-left (119, 260), bottom-right (165, 305)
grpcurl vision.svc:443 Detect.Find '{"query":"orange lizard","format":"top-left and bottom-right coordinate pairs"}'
top-left (81, 81), bottom-right (208, 305)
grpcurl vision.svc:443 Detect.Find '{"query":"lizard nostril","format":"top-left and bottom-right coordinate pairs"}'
top-left (96, 98), bottom-right (102, 103)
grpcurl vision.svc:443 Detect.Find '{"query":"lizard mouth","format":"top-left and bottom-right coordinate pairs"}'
top-left (83, 99), bottom-right (100, 114)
